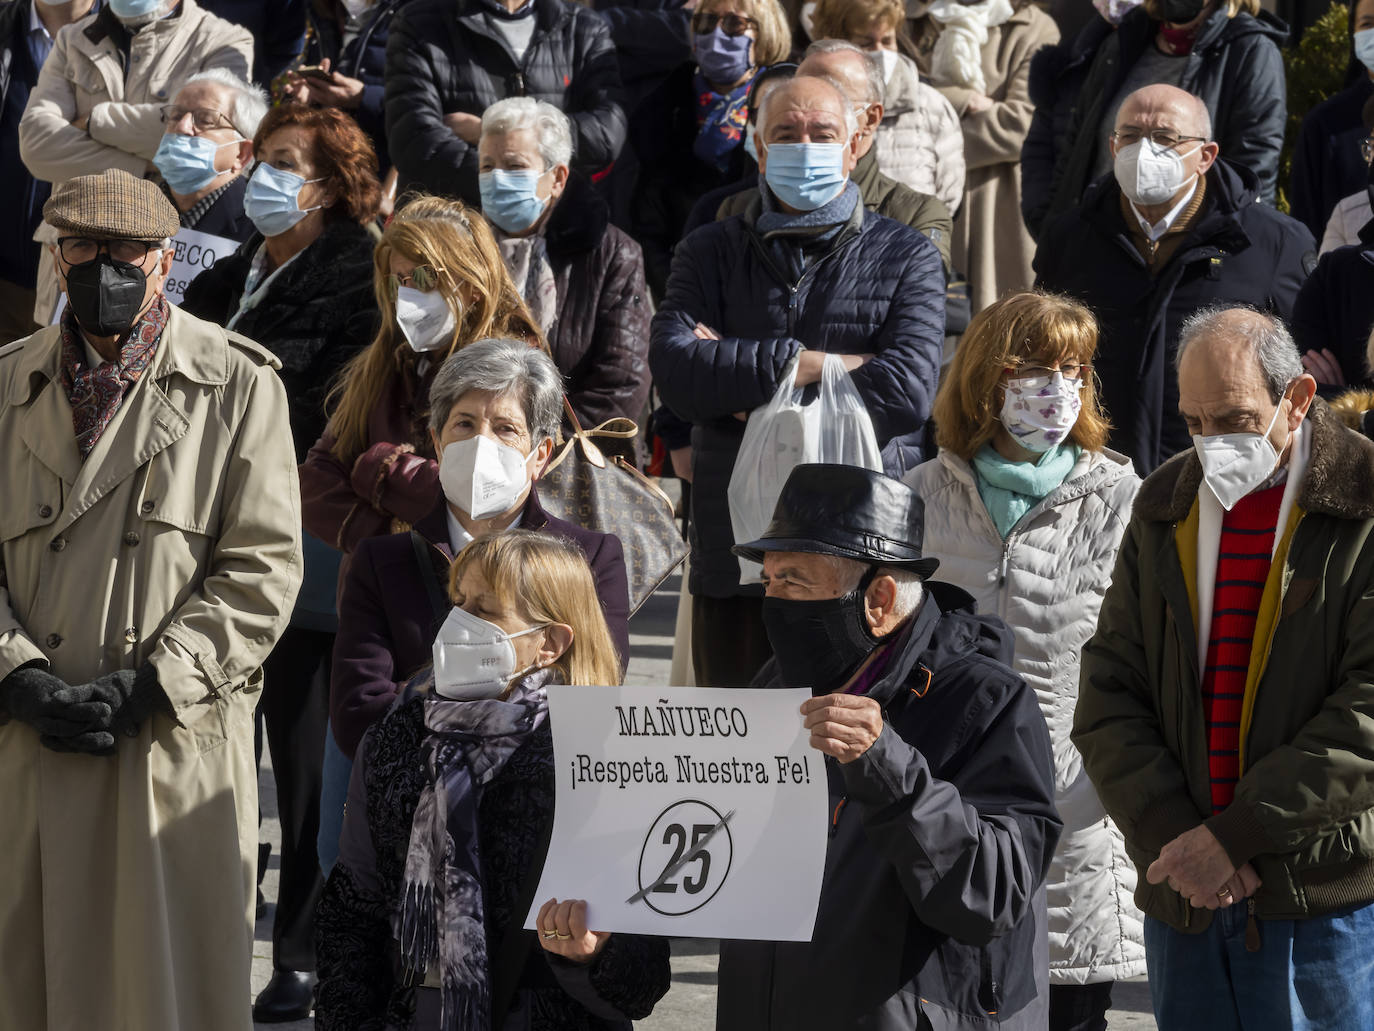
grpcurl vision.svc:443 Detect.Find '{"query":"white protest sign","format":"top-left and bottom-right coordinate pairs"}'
top-left (525, 685), bottom-right (828, 942)
top-left (50, 226), bottom-right (239, 323)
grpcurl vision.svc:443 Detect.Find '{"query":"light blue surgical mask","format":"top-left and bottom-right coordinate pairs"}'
top-left (743, 122), bottom-right (758, 163)
top-left (108, 0), bottom-right (164, 24)
top-left (153, 133), bottom-right (240, 195)
top-left (761, 141), bottom-right (848, 211)
top-left (244, 163), bottom-right (326, 238)
top-left (479, 168), bottom-right (549, 234)
top-left (1356, 28), bottom-right (1374, 73)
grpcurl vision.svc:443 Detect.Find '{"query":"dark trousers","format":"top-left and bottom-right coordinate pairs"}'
top-left (1048, 981), bottom-right (1113, 1031)
top-left (691, 594), bottom-right (772, 688)
top-left (256, 626), bottom-right (332, 972)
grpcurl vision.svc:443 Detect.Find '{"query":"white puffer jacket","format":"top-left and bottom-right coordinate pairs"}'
top-left (1319, 189), bottom-right (1371, 255)
top-left (874, 52), bottom-right (966, 216)
top-left (905, 447), bottom-right (1147, 985)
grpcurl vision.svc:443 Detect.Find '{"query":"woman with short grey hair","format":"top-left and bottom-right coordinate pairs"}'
top-left (477, 98), bottom-right (652, 458)
top-left (319, 337), bottom-right (631, 893)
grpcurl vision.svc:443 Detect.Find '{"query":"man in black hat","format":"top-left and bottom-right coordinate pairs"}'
top-left (715, 463), bottom-right (1060, 1031)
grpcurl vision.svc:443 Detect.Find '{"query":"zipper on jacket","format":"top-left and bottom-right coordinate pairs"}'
top-left (997, 543), bottom-right (1011, 587)
top-left (829, 797), bottom-right (847, 838)
top-left (1245, 898), bottom-right (1260, 952)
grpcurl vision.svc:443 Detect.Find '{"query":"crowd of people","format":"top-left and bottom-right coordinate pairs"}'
top-left (1, 0), bottom-right (1374, 1029)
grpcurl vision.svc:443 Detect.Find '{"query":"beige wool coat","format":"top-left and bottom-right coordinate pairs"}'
top-left (911, 3), bottom-right (1059, 315)
top-left (18, 0), bottom-right (253, 322)
top-left (0, 305), bottom-right (302, 1031)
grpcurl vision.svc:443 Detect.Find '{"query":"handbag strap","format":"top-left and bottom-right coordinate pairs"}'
top-left (409, 530), bottom-right (449, 626)
top-left (543, 396), bottom-right (640, 476)
top-left (490, 810), bottom-right (555, 1028)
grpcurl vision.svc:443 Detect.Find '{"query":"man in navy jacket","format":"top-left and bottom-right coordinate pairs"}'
top-left (648, 74), bottom-right (944, 690)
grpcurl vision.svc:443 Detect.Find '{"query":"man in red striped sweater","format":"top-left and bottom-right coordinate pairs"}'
top-left (1074, 305), bottom-right (1374, 1030)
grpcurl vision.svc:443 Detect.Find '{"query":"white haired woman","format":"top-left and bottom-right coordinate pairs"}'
top-left (477, 97), bottom-right (651, 446)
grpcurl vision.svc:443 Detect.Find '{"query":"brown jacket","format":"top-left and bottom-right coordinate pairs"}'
top-left (911, 3), bottom-right (1059, 314)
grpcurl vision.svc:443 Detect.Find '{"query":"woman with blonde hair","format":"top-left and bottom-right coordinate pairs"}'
top-left (810, 0), bottom-right (964, 214)
top-left (904, 290), bottom-right (1144, 1031)
top-left (315, 530), bottom-right (669, 1030)
top-left (300, 194), bottom-right (543, 556)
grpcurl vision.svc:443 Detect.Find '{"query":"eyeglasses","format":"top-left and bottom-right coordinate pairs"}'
top-left (58, 237), bottom-right (160, 266)
top-left (692, 11), bottom-right (758, 36)
top-left (1110, 127), bottom-right (1206, 149)
top-left (160, 105), bottom-right (237, 134)
top-left (1361, 136), bottom-right (1374, 163)
top-left (1006, 363), bottom-right (1088, 388)
top-left (386, 265), bottom-right (445, 296)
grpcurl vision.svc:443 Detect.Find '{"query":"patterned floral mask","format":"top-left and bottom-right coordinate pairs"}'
top-left (1000, 370), bottom-right (1083, 453)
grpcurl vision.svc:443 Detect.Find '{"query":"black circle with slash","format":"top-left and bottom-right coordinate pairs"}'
top-left (627, 800), bottom-right (734, 916)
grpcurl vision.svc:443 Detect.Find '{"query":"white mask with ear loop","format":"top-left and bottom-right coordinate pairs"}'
top-left (431, 605), bottom-right (548, 700)
top-left (438, 435), bottom-right (538, 519)
top-left (395, 285), bottom-right (457, 353)
top-left (1192, 389), bottom-right (1289, 511)
top-left (1114, 138), bottom-right (1203, 207)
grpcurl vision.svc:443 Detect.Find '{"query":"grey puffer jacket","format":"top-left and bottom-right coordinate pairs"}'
top-left (904, 447), bottom-right (1147, 985)
top-left (873, 52), bottom-right (966, 217)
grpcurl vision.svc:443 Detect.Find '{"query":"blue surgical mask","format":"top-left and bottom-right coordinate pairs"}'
top-left (694, 26), bottom-right (753, 86)
top-left (743, 122), bottom-right (758, 162)
top-left (762, 141), bottom-right (848, 211)
top-left (479, 168), bottom-right (549, 234)
top-left (1357, 28), bottom-right (1374, 73)
top-left (244, 162), bottom-right (325, 238)
top-left (108, 0), bottom-right (164, 23)
top-left (153, 133), bottom-right (239, 195)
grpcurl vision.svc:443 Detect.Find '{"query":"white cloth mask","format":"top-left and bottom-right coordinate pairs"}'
top-left (395, 285), bottom-right (456, 353)
top-left (431, 605), bottom-right (546, 700)
top-left (878, 48), bottom-right (899, 83)
top-left (1114, 138), bottom-right (1202, 207)
top-left (1000, 370), bottom-right (1083, 452)
top-left (1192, 395), bottom-right (1287, 511)
top-left (438, 435), bottom-right (534, 519)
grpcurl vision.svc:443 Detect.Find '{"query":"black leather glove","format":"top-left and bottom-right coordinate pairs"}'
top-left (85, 664), bottom-right (168, 738)
top-left (0, 665), bottom-right (115, 750)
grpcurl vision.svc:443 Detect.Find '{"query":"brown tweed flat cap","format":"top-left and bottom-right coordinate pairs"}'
top-left (43, 168), bottom-right (180, 241)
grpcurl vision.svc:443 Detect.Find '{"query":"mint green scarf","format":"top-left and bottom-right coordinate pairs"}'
top-left (971, 443), bottom-right (1079, 539)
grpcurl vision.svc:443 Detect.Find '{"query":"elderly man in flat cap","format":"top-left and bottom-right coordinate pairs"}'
top-left (0, 168), bottom-right (301, 1029)
top-left (716, 463), bottom-right (1060, 1031)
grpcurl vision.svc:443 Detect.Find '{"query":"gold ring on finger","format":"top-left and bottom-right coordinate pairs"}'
top-left (1217, 889), bottom-right (1232, 898)
top-left (542, 930), bottom-right (558, 939)
top-left (556, 932), bottom-right (572, 940)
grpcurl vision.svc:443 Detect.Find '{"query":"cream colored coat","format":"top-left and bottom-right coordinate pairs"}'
top-left (18, 0), bottom-right (253, 322)
top-left (913, 4), bottom-right (1059, 314)
top-left (874, 51), bottom-right (966, 216)
top-left (0, 305), bottom-right (302, 1031)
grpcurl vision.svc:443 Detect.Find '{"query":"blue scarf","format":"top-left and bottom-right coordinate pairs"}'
top-left (971, 443), bottom-right (1079, 538)
top-left (692, 71), bottom-right (754, 173)
top-left (754, 179), bottom-right (860, 281)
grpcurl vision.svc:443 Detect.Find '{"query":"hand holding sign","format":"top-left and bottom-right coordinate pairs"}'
top-left (801, 694), bottom-right (884, 763)
top-left (535, 899), bottom-right (610, 964)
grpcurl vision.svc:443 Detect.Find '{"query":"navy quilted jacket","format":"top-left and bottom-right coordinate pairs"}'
top-left (384, 0), bottom-right (626, 205)
top-left (649, 199), bottom-right (946, 598)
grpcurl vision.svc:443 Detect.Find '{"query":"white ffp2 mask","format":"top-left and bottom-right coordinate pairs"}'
top-left (1114, 138), bottom-right (1202, 208)
top-left (431, 605), bottom-right (545, 700)
top-left (438, 435), bottom-right (534, 520)
top-left (1192, 395), bottom-right (1287, 511)
top-left (395, 285), bottom-right (456, 353)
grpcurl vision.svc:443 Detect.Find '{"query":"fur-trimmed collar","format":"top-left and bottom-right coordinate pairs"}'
top-left (1134, 398), bottom-right (1374, 522)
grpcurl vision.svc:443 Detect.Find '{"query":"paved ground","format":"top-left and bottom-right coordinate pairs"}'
top-left (252, 567), bottom-right (1157, 1029)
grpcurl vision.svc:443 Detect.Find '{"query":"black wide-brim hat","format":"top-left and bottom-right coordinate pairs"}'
top-left (732, 463), bottom-right (940, 578)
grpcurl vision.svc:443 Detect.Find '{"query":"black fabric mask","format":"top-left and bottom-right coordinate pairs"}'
top-left (64, 254), bottom-right (151, 338)
top-left (761, 569), bottom-right (879, 694)
top-left (1154, 0), bottom-right (1205, 23)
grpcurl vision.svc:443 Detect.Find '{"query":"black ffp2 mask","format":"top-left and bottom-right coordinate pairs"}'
top-left (64, 254), bottom-right (152, 338)
top-left (761, 570), bottom-right (879, 694)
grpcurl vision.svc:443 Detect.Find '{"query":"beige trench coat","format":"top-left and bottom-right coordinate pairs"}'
top-left (18, 0), bottom-right (253, 322)
top-left (911, 4), bottom-right (1059, 315)
top-left (0, 305), bottom-right (302, 1031)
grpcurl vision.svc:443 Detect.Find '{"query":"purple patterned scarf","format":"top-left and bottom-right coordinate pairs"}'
top-left (397, 669), bottom-right (552, 1030)
top-left (59, 297), bottom-right (168, 458)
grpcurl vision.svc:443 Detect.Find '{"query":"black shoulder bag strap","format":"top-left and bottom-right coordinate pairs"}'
top-left (490, 812), bottom-right (556, 1028)
top-left (409, 530), bottom-right (450, 630)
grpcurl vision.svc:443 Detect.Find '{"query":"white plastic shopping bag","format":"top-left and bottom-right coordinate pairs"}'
top-left (728, 353), bottom-right (882, 584)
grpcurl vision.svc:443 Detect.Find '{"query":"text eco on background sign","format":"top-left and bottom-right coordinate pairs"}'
top-left (525, 685), bottom-right (827, 941)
